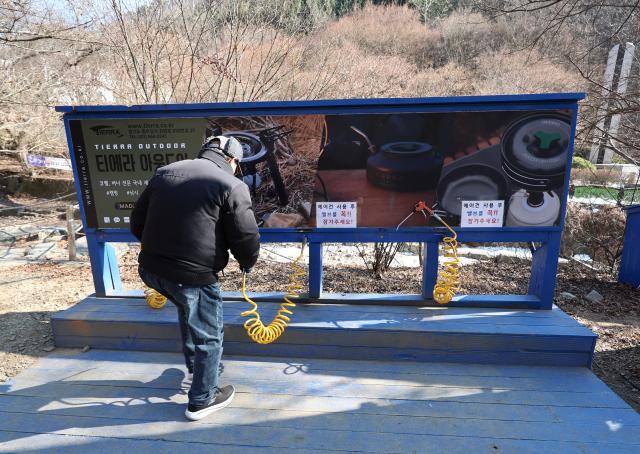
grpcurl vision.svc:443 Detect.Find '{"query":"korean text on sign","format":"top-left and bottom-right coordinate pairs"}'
top-left (460, 200), bottom-right (505, 228)
top-left (315, 202), bottom-right (357, 228)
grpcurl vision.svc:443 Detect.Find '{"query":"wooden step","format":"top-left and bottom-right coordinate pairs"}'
top-left (52, 296), bottom-right (596, 367)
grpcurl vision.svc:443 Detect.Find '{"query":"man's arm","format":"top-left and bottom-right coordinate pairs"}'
top-left (222, 183), bottom-right (260, 271)
top-left (130, 180), bottom-right (153, 241)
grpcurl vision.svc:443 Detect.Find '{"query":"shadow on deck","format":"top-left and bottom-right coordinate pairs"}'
top-left (0, 350), bottom-right (639, 453)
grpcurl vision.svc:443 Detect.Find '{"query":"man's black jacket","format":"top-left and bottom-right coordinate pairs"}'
top-left (130, 150), bottom-right (260, 286)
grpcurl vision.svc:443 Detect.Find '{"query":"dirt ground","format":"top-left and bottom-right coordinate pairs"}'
top-left (1, 224), bottom-right (639, 413)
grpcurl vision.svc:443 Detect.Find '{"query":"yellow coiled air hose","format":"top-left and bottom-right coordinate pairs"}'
top-left (140, 244), bottom-right (168, 309)
top-left (145, 285), bottom-right (168, 309)
top-left (240, 243), bottom-right (306, 344)
top-left (430, 211), bottom-right (461, 305)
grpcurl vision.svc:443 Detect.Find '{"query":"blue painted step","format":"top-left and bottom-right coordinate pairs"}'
top-left (52, 296), bottom-right (596, 367)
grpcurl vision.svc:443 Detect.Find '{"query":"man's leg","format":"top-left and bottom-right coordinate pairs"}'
top-left (175, 304), bottom-right (195, 374)
top-left (139, 267), bottom-right (194, 374)
top-left (138, 268), bottom-right (229, 416)
top-left (185, 282), bottom-right (224, 406)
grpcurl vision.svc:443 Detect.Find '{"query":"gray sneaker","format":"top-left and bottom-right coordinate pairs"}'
top-left (184, 385), bottom-right (235, 421)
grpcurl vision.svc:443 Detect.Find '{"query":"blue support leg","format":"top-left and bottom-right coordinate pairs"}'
top-left (422, 241), bottom-right (439, 300)
top-left (528, 234), bottom-right (562, 309)
top-left (86, 233), bottom-right (122, 297)
top-left (104, 243), bottom-right (123, 295)
top-left (308, 241), bottom-right (323, 299)
top-left (619, 205), bottom-right (640, 287)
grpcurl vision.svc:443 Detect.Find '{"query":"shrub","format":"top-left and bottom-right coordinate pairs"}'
top-left (356, 243), bottom-right (402, 278)
top-left (295, 38), bottom-right (420, 99)
top-left (572, 156), bottom-right (596, 171)
top-left (437, 11), bottom-right (508, 65)
top-left (471, 51), bottom-right (583, 94)
top-left (408, 0), bottom-right (459, 21)
top-left (571, 168), bottom-right (628, 187)
top-left (325, 4), bottom-right (442, 68)
top-left (407, 62), bottom-right (473, 96)
top-left (562, 203), bottom-right (626, 273)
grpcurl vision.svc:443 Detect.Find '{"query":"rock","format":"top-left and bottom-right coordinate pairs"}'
top-left (586, 289), bottom-right (604, 304)
top-left (81, 345), bottom-right (91, 353)
top-left (559, 292), bottom-right (577, 301)
top-left (75, 236), bottom-right (88, 255)
top-left (42, 345), bottom-right (55, 352)
top-left (41, 230), bottom-right (65, 243)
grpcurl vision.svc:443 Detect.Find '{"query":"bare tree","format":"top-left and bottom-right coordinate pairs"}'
top-left (478, 1), bottom-right (640, 166)
top-left (94, 0), bottom-right (337, 104)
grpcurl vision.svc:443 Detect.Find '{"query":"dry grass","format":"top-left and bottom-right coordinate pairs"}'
top-left (325, 4), bottom-right (441, 68)
top-left (562, 203), bottom-right (626, 272)
top-left (572, 167), bottom-right (638, 186)
top-left (471, 51), bottom-right (583, 94)
top-left (438, 11), bottom-right (507, 65)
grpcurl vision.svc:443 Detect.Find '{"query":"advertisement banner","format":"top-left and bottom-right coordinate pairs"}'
top-left (69, 110), bottom-right (573, 230)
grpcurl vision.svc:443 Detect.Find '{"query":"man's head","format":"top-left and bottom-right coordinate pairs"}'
top-left (199, 135), bottom-right (244, 173)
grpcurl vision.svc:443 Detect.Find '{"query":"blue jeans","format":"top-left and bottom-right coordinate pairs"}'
top-left (139, 267), bottom-right (224, 406)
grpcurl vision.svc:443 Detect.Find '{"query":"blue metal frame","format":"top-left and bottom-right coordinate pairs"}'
top-left (57, 93), bottom-right (585, 309)
top-left (619, 204), bottom-right (640, 288)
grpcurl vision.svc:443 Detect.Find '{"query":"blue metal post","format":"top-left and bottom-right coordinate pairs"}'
top-left (308, 241), bottom-right (323, 298)
top-left (619, 205), bottom-right (640, 287)
top-left (422, 241), bottom-right (439, 300)
top-left (528, 233), bottom-right (561, 309)
top-left (105, 243), bottom-right (123, 295)
top-left (86, 233), bottom-right (122, 296)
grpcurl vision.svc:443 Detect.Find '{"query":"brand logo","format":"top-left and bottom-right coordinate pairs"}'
top-left (89, 125), bottom-right (123, 138)
top-left (116, 201), bottom-right (135, 210)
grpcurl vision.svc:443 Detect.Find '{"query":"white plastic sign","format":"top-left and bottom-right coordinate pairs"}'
top-left (26, 153), bottom-right (72, 171)
top-left (316, 202), bottom-right (357, 228)
top-left (460, 200), bottom-right (504, 227)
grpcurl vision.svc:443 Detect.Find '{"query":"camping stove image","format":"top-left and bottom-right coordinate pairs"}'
top-left (223, 125), bottom-right (290, 206)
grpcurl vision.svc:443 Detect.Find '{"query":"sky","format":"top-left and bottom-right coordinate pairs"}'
top-left (31, 0), bottom-right (150, 22)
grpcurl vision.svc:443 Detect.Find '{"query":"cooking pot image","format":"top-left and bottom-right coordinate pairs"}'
top-left (506, 189), bottom-right (561, 227)
top-left (436, 113), bottom-right (570, 225)
top-left (349, 126), bottom-right (443, 192)
top-left (500, 113), bottom-right (570, 226)
top-left (501, 113), bottom-right (570, 191)
top-left (366, 141), bottom-right (443, 192)
top-left (437, 164), bottom-right (509, 217)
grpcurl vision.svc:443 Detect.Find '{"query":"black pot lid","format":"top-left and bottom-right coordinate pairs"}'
top-left (504, 115), bottom-right (570, 176)
top-left (380, 142), bottom-right (432, 156)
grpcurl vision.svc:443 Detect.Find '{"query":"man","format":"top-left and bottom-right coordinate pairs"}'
top-left (130, 135), bottom-right (260, 421)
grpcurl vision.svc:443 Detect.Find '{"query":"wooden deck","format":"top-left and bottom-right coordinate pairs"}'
top-left (0, 349), bottom-right (638, 453)
top-left (52, 297), bottom-right (597, 367)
